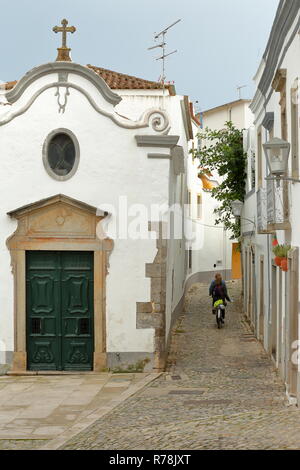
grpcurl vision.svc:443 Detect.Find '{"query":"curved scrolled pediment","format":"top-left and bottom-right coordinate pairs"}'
top-left (6, 62), bottom-right (122, 106)
top-left (1, 63), bottom-right (171, 134)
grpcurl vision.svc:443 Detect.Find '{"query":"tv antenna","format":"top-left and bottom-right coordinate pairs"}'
top-left (148, 19), bottom-right (181, 108)
top-left (237, 84), bottom-right (247, 99)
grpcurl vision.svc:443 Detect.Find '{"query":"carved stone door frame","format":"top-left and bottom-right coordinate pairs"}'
top-left (6, 194), bottom-right (113, 373)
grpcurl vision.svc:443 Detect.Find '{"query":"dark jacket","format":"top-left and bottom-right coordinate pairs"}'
top-left (209, 280), bottom-right (231, 303)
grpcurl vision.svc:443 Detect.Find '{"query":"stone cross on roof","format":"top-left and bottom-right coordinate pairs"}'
top-left (53, 18), bottom-right (76, 62)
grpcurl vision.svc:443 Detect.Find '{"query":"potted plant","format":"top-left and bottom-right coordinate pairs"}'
top-left (281, 258), bottom-right (288, 272)
top-left (273, 244), bottom-right (285, 267)
top-left (273, 244), bottom-right (291, 270)
top-left (280, 244), bottom-right (291, 272)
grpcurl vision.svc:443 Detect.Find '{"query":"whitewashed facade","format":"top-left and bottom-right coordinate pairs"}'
top-left (242, 0), bottom-right (300, 404)
top-left (0, 60), bottom-right (195, 373)
top-left (187, 99), bottom-right (253, 285)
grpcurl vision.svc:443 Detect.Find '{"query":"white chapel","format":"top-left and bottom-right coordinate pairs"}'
top-left (0, 19), bottom-right (197, 373)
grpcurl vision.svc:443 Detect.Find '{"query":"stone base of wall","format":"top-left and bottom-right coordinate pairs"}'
top-left (0, 351), bottom-right (13, 369)
top-left (1, 352), bottom-right (154, 374)
top-left (0, 351), bottom-right (13, 375)
top-left (106, 352), bottom-right (154, 373)
top-left (0, 365), bottom-right (10, 375)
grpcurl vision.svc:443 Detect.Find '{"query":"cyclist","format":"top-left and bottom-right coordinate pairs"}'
top-left (209, 273), bottom-right (231, 320)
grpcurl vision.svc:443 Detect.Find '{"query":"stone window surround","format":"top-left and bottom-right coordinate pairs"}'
top-left (42, 128), bottom-right (80, 181)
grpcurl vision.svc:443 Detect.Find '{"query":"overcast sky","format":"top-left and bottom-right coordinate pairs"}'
top-left (1, 0), bottom-right (279, 110)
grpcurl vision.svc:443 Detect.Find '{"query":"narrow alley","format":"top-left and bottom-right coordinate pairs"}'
top-left (61, 281), bottom-right (300, 450)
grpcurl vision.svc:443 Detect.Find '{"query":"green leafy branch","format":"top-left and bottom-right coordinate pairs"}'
top-left (193, 121), bottom-right (247, 239)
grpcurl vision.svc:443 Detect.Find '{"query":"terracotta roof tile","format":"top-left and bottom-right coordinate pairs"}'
top-left (4, 65), bottom-right (176, 95)
top-left (4, 80), bottom-right (17, 90)
top-left (87, 64), bottom-right (176, 94)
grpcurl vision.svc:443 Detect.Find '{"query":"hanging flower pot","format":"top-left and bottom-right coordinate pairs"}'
top-left (275, 256), bottom-right (284, 267)
top-left (273, 243), bottom-right (291, 268)
top-left (273, 245), bottom-right (285, 267)
top-left (281, 258), bottom-right (288, 272)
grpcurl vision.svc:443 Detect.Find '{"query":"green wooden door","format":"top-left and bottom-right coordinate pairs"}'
top-left (26, 251), bottom-right (94, 371)
top-left (26, 252), bottom-right (61, 371)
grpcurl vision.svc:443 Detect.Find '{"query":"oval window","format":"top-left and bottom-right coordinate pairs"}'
top-left (48, 133), bottom-right (75, 176)
top-left (43, 129), bottom-right (80, 181)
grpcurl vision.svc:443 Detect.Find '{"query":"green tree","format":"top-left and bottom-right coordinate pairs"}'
top-left (194, 121), bottom-right (246, 239)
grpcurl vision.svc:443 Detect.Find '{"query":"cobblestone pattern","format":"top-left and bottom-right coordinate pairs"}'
top-left (62, 281), bottom-right (300, 450)
top-left (0, 439), bottom-right (46, 450)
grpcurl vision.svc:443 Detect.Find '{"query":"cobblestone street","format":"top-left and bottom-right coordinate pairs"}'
top-left (62, 281), bottom-right (300, 450)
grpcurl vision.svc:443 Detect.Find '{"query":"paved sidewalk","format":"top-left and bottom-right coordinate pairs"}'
top-left (62, 281), bottom-right (300, 450)
top-left (0, 373), bottom-right (159, 450)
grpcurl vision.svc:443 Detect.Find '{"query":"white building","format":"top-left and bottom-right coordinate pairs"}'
top-left (0, 27), bottom-right (197, 374)
top-left (187, 99), bottom-right (252, 285)
top-left (242, 0), bottom-right (300, 404)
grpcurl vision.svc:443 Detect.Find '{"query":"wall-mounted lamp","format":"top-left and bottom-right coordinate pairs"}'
top-left (231, 200), bottom-right (244, 218)
top-left (263, 137), bottom-right (290, 177)
top-left (263, 137), bottom-right (300, 183)
top-left (231, 200), bottom-right (256, 229)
